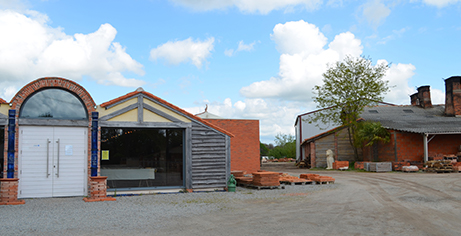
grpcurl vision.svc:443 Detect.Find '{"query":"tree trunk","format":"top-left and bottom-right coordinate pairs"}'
top-left (347, 126), bottom-right (361, 161)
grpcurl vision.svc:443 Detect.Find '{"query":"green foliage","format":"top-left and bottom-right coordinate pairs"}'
top-left (268, 133), bottom-right (296, 159)
top-left (260, 142), bottom-right (269, 156)
top-left (311, 55), bottom-right (390, 126)
top-left (309, 55), bottom-right (390, 160)
top-left (354, 121), bottom-right (390, 147)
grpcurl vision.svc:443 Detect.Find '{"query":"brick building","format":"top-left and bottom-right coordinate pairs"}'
top-left (299, 76), bottom-right (461, 167)
top-left (196, 109), bottom-right (260, 174)
top-left (1, 77), bottom-right (233, 204)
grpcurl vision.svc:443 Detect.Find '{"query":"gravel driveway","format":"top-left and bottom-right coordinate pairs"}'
top-left (1, 163), bottom-right (461, 236)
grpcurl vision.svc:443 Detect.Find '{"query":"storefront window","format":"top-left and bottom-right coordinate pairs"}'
top-left (19, 88), bottom-right (87, 120)
top-left (100, 128), bottom-right (184, 189)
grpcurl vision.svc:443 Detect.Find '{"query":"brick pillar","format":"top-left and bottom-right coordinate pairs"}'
top-left (0, 178), bottom-right (25, 205)
top-left (83, 176), bottom-right (116, 202)
top-left (445, 76), bottom-right (461, 116)
top-left (417, 85), bottom-right (432, 108)
top-left (310, 142), bottom-right (316, 168)
top-left (410, 93), bottom-right (419, 106)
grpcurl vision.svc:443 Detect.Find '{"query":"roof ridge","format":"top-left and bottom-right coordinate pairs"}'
top-left (100, 90), bottom-right (234, 137)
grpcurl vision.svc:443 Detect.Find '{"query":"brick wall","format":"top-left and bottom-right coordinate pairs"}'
top-left (204, 119), bottom-right (260, 174)
top-left (362, 130), bottom-right (461, 162)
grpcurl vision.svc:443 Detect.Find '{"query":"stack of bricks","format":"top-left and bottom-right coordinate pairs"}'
top-left (392, 161), bottom-right (411, 171)
top-left (300, 174), bottom-right (335, 183)
top-left (279, 173), bottom-right (311, 184)
top-left (231, 171), bottom-right (246, 177)
top-left (232, 171), bottom-right (253, 185)
top-left (252, 172), bottom-right (280, 186)
top-left (311, 175), bottom-right (335, 183)
top-left (83, 176), bottom-right (116, 202)
top-left (354, 162), bottom-right (371, 170)
top-left (333, 161), bottom-right (349, 170)
top-left (300, 173), bottom-right (319, 180)
top-left (0, 178), bottom-right (25, 205)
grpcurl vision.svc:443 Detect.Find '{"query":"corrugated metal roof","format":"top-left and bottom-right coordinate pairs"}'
top-left (361, 105), bottom-right (461, 134)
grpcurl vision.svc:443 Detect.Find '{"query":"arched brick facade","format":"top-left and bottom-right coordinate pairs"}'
top-left (10, 77), bottom-right (96, 114)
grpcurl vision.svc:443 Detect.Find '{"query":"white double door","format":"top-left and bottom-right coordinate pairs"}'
top-left (18, 126), bottom-right (88, 198)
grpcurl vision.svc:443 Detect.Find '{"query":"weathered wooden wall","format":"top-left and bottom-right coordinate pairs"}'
top-left (314, 128), bottom-right (360, 168)
top-left (190, 122), bottom-right (229, 189)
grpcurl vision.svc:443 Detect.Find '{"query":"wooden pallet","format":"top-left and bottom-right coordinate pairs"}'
top-left (426, 169), bottom-right (453, 173)
top-left (314, 181), bottom-right (335, 185)
top-left (280, 181), bottom-right (313, 186)
top-left (237, 183), bottom-right (285, 190)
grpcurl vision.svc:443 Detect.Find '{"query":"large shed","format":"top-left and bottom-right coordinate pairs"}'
top-left (0, 77), bottom-right (232, 204)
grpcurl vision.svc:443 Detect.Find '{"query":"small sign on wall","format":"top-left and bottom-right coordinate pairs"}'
top-left (65, 145), bottom-right (73, 155)
top-left (102, 150), bottom-right (109, 160)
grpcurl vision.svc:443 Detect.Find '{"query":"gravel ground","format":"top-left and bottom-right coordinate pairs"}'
top-left (1, 163), bottom-right (461, 236)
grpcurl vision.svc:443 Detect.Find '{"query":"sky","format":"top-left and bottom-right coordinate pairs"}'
top-left (0, 0), bottom-right (460, 144)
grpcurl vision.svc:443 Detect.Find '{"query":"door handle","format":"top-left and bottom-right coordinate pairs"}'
top-left (46, 139), bottom-right (51, 178)
top-left (56, 139), bottom-right (60, 177)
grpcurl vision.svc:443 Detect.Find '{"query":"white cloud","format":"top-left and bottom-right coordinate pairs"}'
top-left (237, 40), bottom-right (256, 52)
top-left (421, 0), bottom-right (461, 8)
top-left (241, 20), bottom-right (363, 101)
top-left (430, 88), bottom-right (445, 105)
top-left (0, 0), bottom-right (28, 11)
top-left (225, 40), bottom-right (256, 57)
top-left (271, 20), bottom-right (327, 55)
top-left (377, 27), bottom-right (408, 44)
top-left (186, 98), bottom-right (303, 144)
top-left (234, 20), bottom-right (417, 141)
top-left (361, 0), bottom-right (391, 28)
top-left (380, 61), bottom-right (416, 104)
top-left (150, 37), bottom-right (214, 69)
top-left (169, 0), bottom-right (322, 14)
top-left (0, 9), bottom-right (145, 100)
top-left (224, 49), bottom-right (234, 57)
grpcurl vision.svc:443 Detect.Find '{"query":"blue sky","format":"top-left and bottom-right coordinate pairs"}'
top-left (1, 0), bottom-right (460, 144)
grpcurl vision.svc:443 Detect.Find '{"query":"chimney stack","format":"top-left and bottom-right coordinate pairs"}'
top-left (445, 76), bottom-right (461, 117)
top-left (410, 93), bottom-right (419, 106)
top-left (417, 85), bottom-right (432, 108)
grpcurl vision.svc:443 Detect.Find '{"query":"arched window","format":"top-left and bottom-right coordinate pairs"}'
top-left (20, 88), bottom-right (88, 120)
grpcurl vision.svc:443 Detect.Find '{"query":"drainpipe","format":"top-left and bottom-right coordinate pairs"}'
top-left (423, 133), bottom-right (428, 163)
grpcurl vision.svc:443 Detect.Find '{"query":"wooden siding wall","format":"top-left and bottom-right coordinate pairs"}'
top-left (190, 122), bottom-right (229, 189)
top-left (314, 128), bottom-right (361, 168)
top-left (314, 133), bottom-right (335, 168)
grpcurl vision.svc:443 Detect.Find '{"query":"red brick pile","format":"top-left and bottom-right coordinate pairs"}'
top-left (300, 174), bottom-right (335, 183)
top-left (252, 172), bottom-right (280, 186)
top-left (333, 161), bottom-right (349, 170)
top-left (300, 173), bottom-right (319, 180)
top-left (354, 162), bottom-right (371, 170)
top-left (235, 177), bottom-right (253, 185)
top-left (231, 171), bottom-right (246, 177)
top-left (311, 175), bottom-right (335, 183)
top-left (453, 162), bottom-right (461, 172)
top-left (279, 173), bottom-right (311, 183)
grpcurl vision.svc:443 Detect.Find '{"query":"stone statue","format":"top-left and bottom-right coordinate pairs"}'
top-left (326, 149), bottom-right (334, 170)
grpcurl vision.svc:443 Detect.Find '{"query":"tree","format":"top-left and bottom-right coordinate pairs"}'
top-left (260, 142), bottom-right (270, 156)
top-left (268, 133), bottom-right (296, 159)
top-left (310, 55), bottom-right (390, 160)
top-left (354, 121), bottom-right (390, 147)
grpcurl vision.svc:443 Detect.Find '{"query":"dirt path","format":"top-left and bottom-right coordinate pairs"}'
top-left (155, 163), bottom-right (461, 236)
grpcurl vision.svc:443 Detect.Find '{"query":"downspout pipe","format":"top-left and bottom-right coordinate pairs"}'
top-left (423, 133), bottom-right (428, 163)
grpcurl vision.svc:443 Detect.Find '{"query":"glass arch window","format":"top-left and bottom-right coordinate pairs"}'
top-left (20, 88), bottom-right (88, 120)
